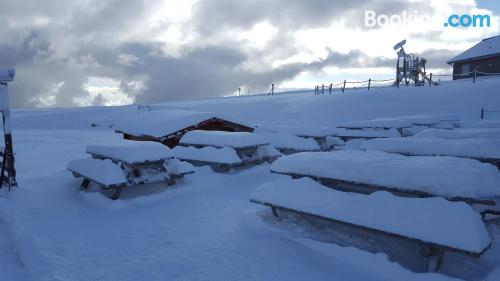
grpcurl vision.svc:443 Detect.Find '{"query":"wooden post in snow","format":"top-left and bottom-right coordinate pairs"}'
top-left (342, 80), bottom-right (346, 93)
top-left (368, 79), bottom-right (371, 90)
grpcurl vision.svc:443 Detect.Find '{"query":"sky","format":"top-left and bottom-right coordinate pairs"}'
top-left (0, 0), bottom-right (499, 108)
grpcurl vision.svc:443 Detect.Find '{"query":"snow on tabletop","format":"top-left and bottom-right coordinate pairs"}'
top-left (332, 128), bottom-right (402, 138)
top-left (271, 150), bottom-right (500, 199)
top-left (251, 178), bottom-right (491, 254)
top-left (114, 109), bottom-right (253, 138)
top-left (67, 158), bottom-right (126, 186)
top-left (335, 139), bottom-right (367, 150)
top-left (256, 144), bottom-right (282, 158)
top-left (414, 128), bottom-right (500, 140)
top-left (180, 130), bottom-right (268, 148)
top-left (257, 132), bottom-right (321, 151)
top-left (401, 125), bottom-right (429, 137)
top-left (362, 137), bottom-right (500, 159)
top-left (171, 145), bottom-right (242, 165)
top-left (338, 114), bottom-right (458, 129)
top-left (164, 158), bottom-right (194, 175)
top-left (461, 119), bottom-right (500, 129)
top-left (255, 123), bottom-right (335, 138)
top-left (86, 141), bottom-right (171, 164)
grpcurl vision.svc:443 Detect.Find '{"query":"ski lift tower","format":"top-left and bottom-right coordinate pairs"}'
top-left (393, 39), bottom-right (429, 86)
top-left (0, 68), bottom-right (17, 189)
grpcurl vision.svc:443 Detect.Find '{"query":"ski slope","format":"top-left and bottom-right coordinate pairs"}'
top-left (1, 77), bottom-right (500, 281)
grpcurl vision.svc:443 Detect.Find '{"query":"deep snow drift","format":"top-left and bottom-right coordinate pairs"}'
top-left (1, 77), bottom-right (500, 281)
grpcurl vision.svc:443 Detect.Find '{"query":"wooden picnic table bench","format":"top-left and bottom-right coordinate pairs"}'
top-left (270, 150), bottom-right (500, 217)
top-left (250, 178), bottom-right (491, 272)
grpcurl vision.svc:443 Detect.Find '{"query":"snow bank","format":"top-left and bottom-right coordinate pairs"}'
top-left (114, 109), bottom-right (252, 138)
top-left (255, 124), bottom-right (335, 138)
top-left (67, 158), bottom-right (126, 186)
top-left (362, 137), bottom-right (500, 159)
top-left (86, 141), bottom-right (171, 163)
top-left (414, 128), bottom-right (500, 140)
top-left (271, 150), bottom-right (500, 199)
top-left (257, 132), bottom-right (321, 151)
top-left (251, 178), bottom-right (491, 254)
top-left (338, 114), bottom-right (458, 129)
top-left (333, 128), bottom-right (401, 138)
top-left (171, 146), bottom-right (242, 165)
top-left (180, 130), bottom-right (268, 148)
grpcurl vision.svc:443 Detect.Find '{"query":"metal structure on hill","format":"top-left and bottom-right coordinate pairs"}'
top-left (393, 40), bottom-right (435, 87)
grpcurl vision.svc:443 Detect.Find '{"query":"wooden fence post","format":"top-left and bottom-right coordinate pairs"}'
top-left (481, 108), bottom-right (485, 119)
top-left (429, 73), bottom-right (432, 86)
top-left (473, 69), bottom-right (477, 83)
top-left (329, 83), bottom-right (332, 94)
top-left (321, 84), bottom-right (324, 95)
top-left (368, 79), bottom-right (371, 90)
top-left (342, 80), bottom-right (346, 93)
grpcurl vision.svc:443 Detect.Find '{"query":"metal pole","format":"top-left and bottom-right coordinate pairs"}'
top-left (0, 82), bottom-right (17, 188)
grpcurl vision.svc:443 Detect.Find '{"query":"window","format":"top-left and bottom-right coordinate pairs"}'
top-left (461, 63), bottom-right (470, 75)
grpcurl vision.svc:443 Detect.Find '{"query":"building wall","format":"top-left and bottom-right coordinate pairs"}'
top-left (452, 55), bottom-right (500, 80)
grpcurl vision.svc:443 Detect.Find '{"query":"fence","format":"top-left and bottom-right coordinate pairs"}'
top-left (311, 69), bottom-right (500, 95)
top-left (481, 108), bottom-right (500, 119)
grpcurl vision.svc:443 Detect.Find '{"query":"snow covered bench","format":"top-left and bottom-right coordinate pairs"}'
top-left (362, 137), bottom-right (500, 169)
top-left (332, 127), bottom-right (402, 142)
top-left (171, 146), bottom-right (243, 172)
top-left (68, 141), bottom-right (194, 199)
top-left (270, 151), bottom-right (500, 216)
top-left (337, 114), bottom-right (460, 137)
top-left (256, 132), bottom-right (321, 154)
top-left (255, 124), bottom-right (336, 150)
top-left (414, 128), bottom-right (500, 140)
top-left (177, 130), bottom-right (280, 171)
top-left (250, 178), bottom-right (491, 271)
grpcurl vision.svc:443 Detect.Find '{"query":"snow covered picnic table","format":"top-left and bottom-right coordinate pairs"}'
top-left (256, 132), bottom-right (321, 154)
top-left (338, 114), bottom-right (459, 130)
top-left (176, 130), bottom-right (280, 172)
top-left (362, 137), bottom-right (500, 169)
top-left (250, 178), bottom-right (491, 270)
top-left (332, 127), bottom-right (402, 141)
top-left (270, 151), bottom-right (500, 213)
top-left (67, 141), bottom-right (194, 199)
top-left (414, 128), bottom-right (500, 140)
top-left (255, 124), bottom-right (336, 150)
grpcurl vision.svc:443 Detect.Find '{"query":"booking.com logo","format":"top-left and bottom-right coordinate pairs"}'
top-left (443, 14), bottom-right (490, 27)
top-left (365, 10), bottom-right (491, 28)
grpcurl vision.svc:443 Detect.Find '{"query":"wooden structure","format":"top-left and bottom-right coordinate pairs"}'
top-left (0, 68), bottom-right (17, 189)
top-left (67, 143), bottom-right (194, 199)
top-left (116, 112), bottom-right (254, 148)
top-left (448, 35), bottom-right (500, 80)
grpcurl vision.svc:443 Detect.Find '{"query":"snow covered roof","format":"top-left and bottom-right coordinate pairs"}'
top-left (448, 35), bottom-right (500, 64)
top-left (251, 178), bottom-right (491, 254)
top-left (114, 109), bottom-right (253, 139)
top-left (180, 130), bottom-right (268, 149)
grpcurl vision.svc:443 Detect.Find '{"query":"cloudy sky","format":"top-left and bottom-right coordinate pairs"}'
top-left (1, 0), bottom-right (499, 108)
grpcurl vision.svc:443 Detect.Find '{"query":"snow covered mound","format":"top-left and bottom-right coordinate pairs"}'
top-left (86, 141), bottom-right (172, 164)
top-left (414, 128), bottom-right (500, 139)
top-left (362, 137), bottom-right (500, 159)
top-left (251, 178), bottom-right (490, 254)
top-left (180, 130), bottom-right (268, 148)
top-left (171, 145), bottom-right (242, 165)
top-left (271, 150), bottom-right (500, 199)
top-left (256, 132), bottom-right (321, 151)
top-left (67, 158), bottom-right (126, 186)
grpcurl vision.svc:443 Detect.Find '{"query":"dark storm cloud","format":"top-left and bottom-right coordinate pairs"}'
top-left (0, 0), bottom-right (464, 107)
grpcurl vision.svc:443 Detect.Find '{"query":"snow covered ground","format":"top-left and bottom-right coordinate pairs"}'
top-left (1, 77), bottom-right (500, 280)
